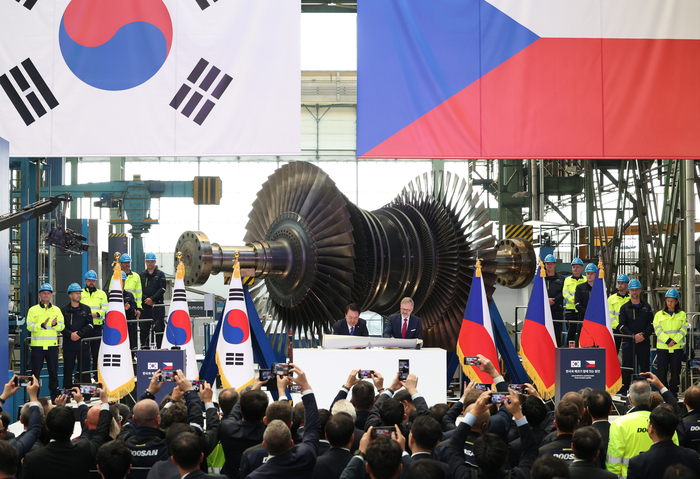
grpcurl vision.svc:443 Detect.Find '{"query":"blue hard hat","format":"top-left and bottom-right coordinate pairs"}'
top-left (544, 254), bottom-right (556, 263)
top-left (39, 283), bottom-right (53, 292)
top-left (628, 279), bottom-right (642, 289)
top-left (119, 254), bottom-right (131, 263)
top-left (67, 283), bottom-right (82, 293)
top-left (572, 258), bottom-right (584, 266)
top-left (617, 274), bottom-right (630, 283)
top-left (145, 252), bottom-right (157, 261)
top-left (585, 263), bottom-right (597, 273)
top-left (84, 270), bottom-right (97, 281)
top-left (665, 288), bottom-right (679, 299)
top-left (121, 271), bottom-right (127, 280)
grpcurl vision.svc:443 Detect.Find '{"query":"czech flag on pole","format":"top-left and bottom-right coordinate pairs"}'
top-left (520, 260), bottom-right (556, 399)
top-left (215, 258), bottom-right (255, 390)
top-left (161, 259), bottom-right (198, 380)
top-left (578, 261), bottom-right (622, 395)
top-left (457, 259), bottom-right (500, 383)
top-left (98, 258), bottom-right (134, 400)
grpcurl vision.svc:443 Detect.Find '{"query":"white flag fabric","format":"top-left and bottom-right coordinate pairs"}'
top-left (161, 261), bottom-right (198, 380)
top-left (0, 0), bottom-right (300, 156)
top-left (98, 263), bottom-right (135, 400)
top-left (215, 261), bottom-right (254, 390)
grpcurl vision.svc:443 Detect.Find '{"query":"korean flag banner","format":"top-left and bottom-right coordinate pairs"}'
top-left (0, 0), bottom-right (300, 156)
top-left (215, 260), bottom-right (254, 390)
top-left (98, 261), bottom-right (134, 400)
top-left (161, 260), bottom-right (198, 380)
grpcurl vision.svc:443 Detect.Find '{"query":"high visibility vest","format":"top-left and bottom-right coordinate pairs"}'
top-left (606, 408), bottom-right (678, 478)
top-left (81, 288), bottom-right (108, 325)
top-left (124, 271), bottom-right (143, 309)
top-left (654, 310), bottom-right (689, 352)
top-left (563, 276), bottom-right (585, 312)
top-left (27, 303), bottom-right (65, 349)
top-left (608, 293), bottom-right (630, 330)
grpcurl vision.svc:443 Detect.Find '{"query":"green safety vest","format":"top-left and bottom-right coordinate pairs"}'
top-left (608, 293), bottom-right (630, 330)
top-left (563, 276), bottom-right (585, 312)
top-left (27, 303), bottom-right (65, 349)
top-left (81, 288), bottom-right (108, 325)
top-left (654, 310), bottom-right (689, 352)
top-left (123, 271), bottom-right (143, 309)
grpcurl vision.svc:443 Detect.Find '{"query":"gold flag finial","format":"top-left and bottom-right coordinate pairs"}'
top-left (176, 251), bottom-right (182, 262)
top-left (475, 258), bottom-right (482, 278)
top-left (175, 252), bottom-right (185, 280)
top-left (233, 250), bottom-right (241, 279)
top-left (113, 252), bottom-right (121, 266)
top-left (539, 258), bottom-right (546, 277)
top-left (598, 258), bottom-right (605, 278)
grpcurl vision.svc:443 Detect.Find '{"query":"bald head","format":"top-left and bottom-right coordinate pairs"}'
top-left (561, 392), bottom-right (584, 418)
top-left (85, 405), bottom-right (102, 430)
top-left (133, 399), bottom-right (160, 428)
top-left (465, 404), bottom-right (490, 433)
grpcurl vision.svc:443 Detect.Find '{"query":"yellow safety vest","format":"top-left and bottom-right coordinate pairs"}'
top-left (654, 310), bottom-right (688, 352)
top-left (81, 288), bottom-right (108, 325)
top-left (606, 408), bottom-right (678, 478)
top-left (563, 276), bottom-right (585, 312)
top-left (27, 303), bottom-right (65, 349)
top-left (608, 293), bottom-right (630, 330)
top-left (123, 271), bottom-right (143, 309)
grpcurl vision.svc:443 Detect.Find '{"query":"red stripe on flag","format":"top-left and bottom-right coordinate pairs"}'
top-left (520, 320), bottom-right (556, 392)
top-left (458, 321), bottom-right (500, 383)
top-left (579, 320), bottom-right (621, 390)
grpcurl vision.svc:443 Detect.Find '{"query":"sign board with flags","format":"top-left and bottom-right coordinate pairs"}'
top-left (0, 0), bottom-right (300, 156)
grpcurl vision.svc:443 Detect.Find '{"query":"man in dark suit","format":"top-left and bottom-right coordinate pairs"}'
top-left (333, 303), bottom-right (370, 336)
top-left (339, 429), bottom-right (411, 479)
top-left (22, 384), bottom-right (113, 479)
top-left (329, 370), bottom-right (377, 430)
top-left (0, 440), bottom-right (18, 479)
top-left (627, 405), bottom-right (700, 479)
top-left (680, 384), bottom-right (700, 452)
top-left (383, 297), bottom-right (421, 339)
top-left (365, 373), bottom-right (430, 437)
top-left (568, 427), bottom-right (616, 479)
top-left (170, 432), bottom-right (228, 479)
top-left (96, 440), bottom-right (132, 479)
top-left (406, 416), bottom-right (452, 478)
top-left (585, 389), bottom-right (612, 461)
top-left (538, 401), bottom-right (578, 465)
top-left (313, 413), bottom-right (355, 479)
top-left (247, 364), bottom-right (320, 479)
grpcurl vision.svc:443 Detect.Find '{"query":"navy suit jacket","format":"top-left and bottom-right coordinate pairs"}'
top-left (333, 318), bottom-right (369, 337)
top-left (383, 313), bottom-right (421, 339)
top-left (627, 440), bottom-right (700, 479)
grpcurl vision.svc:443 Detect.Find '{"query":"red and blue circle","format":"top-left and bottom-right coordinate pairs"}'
top-left (166, 310), bottom-right (192, 346)
top-left (103, 310), bottom-right (127, 346)
top-left (223, 310), bottom-right (250, 345)
top-left (59, 0), bottom-right (173, 91)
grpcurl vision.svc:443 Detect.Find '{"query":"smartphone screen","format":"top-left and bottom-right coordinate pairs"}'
top-left (490, 393), bottom-right (507, 404)
top-left (259, 369), bottom-right (274, 381)
top-left (80, 385), bottom-right (97, 395)
top-left (358, 370), bottom-right (374, 379)
top-left (463, 356), bottom-right (481, 366)
top-left (474, 383), bottom-right (491, 392)
top-left (399, 359), bottom-right (409, 381)
top-left (509, 384), bottom-right (526, 394)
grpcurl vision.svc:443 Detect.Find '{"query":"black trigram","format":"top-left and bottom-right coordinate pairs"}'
top-left (103, 354), bottom-right (121, 367)
top-left (0, 58), bottom-right (58, 126)
top-left (169, 58), bottom-right (232, 125)
top-left (15, 0), bottom-right (38, 11)
top-left (194, 0), bottom-right (218, 10)
top-left (225, 352), bottom-right (244, 366)
top-left (109, 290), bottom-right (124, 303)
top-left (229, 287), bottom-right (244, 302)
top-left (173, 288), bottom-right (187, 302)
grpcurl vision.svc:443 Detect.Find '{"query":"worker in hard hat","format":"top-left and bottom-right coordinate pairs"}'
top-left (61, 283), bottom-right (94, 389)
top-left (140, 252), bottom-right (167, 349)
top-left (618, 279), bottom-right (653, 394)
top-left (608, 274), bottom-right (631, 352)
top-left (653, 289), bottom-right (688, 396)
top-left (544, 254), bottom-right (565, 346)
top-left (572, 263), bottom-right (597, 345)
top-left (119, 254), bottom-right (142, 349)
top-left (27, 283), bottom-right (64, 399)
top-left (563, 258), bottom-right (586, 346)
top-left (120, 271), bottom-right (139, 350)
top-left (82, 270), bottom-right (107, 380)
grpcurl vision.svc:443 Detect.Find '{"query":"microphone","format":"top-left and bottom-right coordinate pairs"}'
top-left (580, 324), bottom-right (599, 348)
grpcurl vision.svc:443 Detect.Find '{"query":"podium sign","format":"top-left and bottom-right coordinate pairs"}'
top-left (136, 349), bottom-right (186, 405)
top-left (554, 348), bottom-right (606, 403)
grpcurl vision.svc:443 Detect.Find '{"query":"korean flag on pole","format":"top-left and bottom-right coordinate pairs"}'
top-left (161, 260), bottom-right (198, 380)
top-left (98, 260), bottom-right (134, 400)
top-left (215, 259), bottom-right (254, 390)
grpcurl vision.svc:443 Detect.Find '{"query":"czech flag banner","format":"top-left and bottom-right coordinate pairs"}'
top-left (578, 261), bottom-right (622, 394)
top-left (98, 260), bottom-right (134, 400)
top-left (161, 260), bottom-right (198, 380)
top-left (520, 260), bottom-right (556, 399)
top-left (215, 260), bottom-right (254, 390)
top-left (456, 260), bottom-right (500, 383)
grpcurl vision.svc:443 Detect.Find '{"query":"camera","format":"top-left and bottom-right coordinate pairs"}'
top-left (191, 380), bottom-right (202, 392)
top-left (158, 371), bottom-right (176, 382)
top-left (358, 370), bottom-right (374, 379)
top-left (370, 427), bottom-right (394, 439)
top-left (474, 383), bottom-right (491, 392)
top-left (398, 359), bottom-right (409, 381)
top-left (509, 384), bottom-right (527, 394)
top-left (259, 369), bottom-right (274, 381)
top-left (80, 385), bottom-right (98, 395)
top-left (463, 357), bottom-right (481, 366)
top-left (290, 385), bottom-right (303, 394)
top-left (271, 363), bottom-right (293, 377)
top-left (631, 374), bottom-right (647, 383)
top-left (13, 376), bottom-right (39, 387)
top-left (490, 393), bottom-right (508, 404)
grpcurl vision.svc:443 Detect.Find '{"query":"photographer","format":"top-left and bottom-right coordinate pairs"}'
top-left (340, 426), bottom-right (411, 479)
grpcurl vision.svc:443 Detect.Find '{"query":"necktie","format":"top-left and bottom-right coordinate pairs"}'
top-left (350, 326), bottom-right (354, 336)
top-left (401, 318), bottom-right (408, 338)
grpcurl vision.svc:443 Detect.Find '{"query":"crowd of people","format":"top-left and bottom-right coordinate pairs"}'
top-left (2, 353), bottom-right (700, 479)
